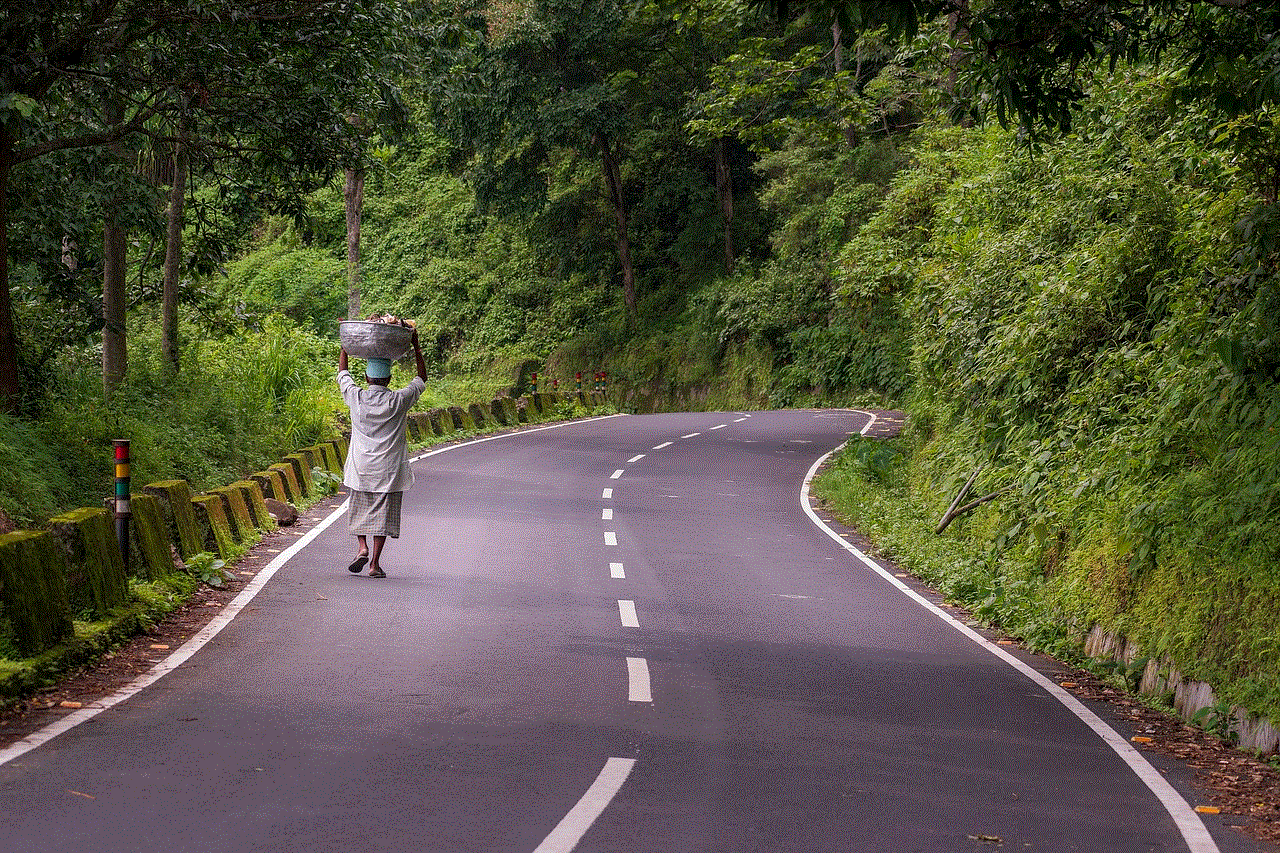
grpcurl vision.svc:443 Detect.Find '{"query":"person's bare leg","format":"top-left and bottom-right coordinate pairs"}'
top-left (368, 535), bottom-right (387, 577)
top-left (348, 536), bottom-right (370, 573)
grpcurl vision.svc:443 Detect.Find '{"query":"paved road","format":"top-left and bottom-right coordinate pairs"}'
top-left (0, 410), bottom-right (1259, 852)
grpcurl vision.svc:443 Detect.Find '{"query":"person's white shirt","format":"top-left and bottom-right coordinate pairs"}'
top-left (337, 370), bottom-right (427, 493)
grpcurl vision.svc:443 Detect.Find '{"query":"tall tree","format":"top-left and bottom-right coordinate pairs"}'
top-left (428, 0), bottom-right (651, 316)
top-left (0, 0), bottom-right (416, 410)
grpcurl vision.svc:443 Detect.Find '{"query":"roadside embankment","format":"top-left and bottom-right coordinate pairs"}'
top-left (812, 432), bottom-right (1280, 758)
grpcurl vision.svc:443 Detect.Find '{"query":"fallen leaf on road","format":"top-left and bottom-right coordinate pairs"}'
top-left (1132, 736), bottom-right (1154, 744)
top-left (967, 835), bottom-right (1002, 844)
top-left (149, 644), bottom-right (170, 650)
top-left (1196, 806), bottom-right (1221, 815)
top-left (66, 790), bottom-right (95, 799)
top-left (1060, 681), bottom-right (1078, 688)
top-left (58, 701), bottom-right (83, 709)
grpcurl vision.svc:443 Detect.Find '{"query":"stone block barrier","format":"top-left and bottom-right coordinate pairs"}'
top-left (0, 531), bottom-right (74, 656)
top-left (0, 388), bottom-right (578, 692)
top-left (268, 463), bottom-right (302, 503)
top-left (142, 480), bottom-right (203, 560)
top-left (47, 507), bottom-right (129, 619)
top-left (126, 492), bottom-right (180, 582)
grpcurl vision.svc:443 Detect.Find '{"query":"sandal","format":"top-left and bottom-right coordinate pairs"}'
top-left (347, 554), bottom-right (369, 574)
top-left (368, 567), bottom-right (386, 578)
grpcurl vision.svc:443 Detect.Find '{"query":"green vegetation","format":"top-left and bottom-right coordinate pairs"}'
top-left (2, 2), bottom-right (1279, 727)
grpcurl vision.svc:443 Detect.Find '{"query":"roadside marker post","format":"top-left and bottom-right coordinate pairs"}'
top-left (113, 439), bottom-right (131, 570)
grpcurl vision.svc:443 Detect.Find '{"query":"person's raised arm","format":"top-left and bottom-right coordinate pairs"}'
top-left (411, 330), bottom-right (427, 382)
top-left (339, 347), bottom-right (349, 374)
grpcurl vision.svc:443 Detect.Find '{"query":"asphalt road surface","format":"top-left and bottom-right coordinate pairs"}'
top-left (0, 410), bottom-right (1261, 853)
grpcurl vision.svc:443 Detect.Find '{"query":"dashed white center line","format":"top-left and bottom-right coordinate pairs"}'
top-left (627, 454), bottom-right (645, 463)
top-left (604, 531), bottom-right (617, 546)
top-left (626, 657), bottom-right (652, 702)
top-left (681, 432), bottom-right (700, 438)
top-left (734, 417), bottom-right (747, 422)
top-left (652, 441), bottom-right (672, 450)
top-left (610, 562), bottom-right (625, 579)
top-left (618, 600), bottom-right (639, 627)
top-left (709, 424), bottom-right (726, 430)
top-left (602, 488), bottom-right (613, 500)
top-left (611, 469), bottom-right (624, 479)
top-left (602, 508), bottom-right (613, 520)
top-left (532, 757), bottom-right (637, 853)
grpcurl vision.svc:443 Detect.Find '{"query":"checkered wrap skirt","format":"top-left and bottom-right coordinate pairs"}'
top-left (346, 490), bottom-right (403, 538)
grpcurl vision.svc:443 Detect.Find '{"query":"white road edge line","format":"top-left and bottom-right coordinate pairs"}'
top-left (800, 411), bottom-right (1220, 853)
top-left (0, 413), bottom-right (628, 770)
top-left (681, 432), bottom-right (700, 439)
top-left (627, 454), bottom-right (645, 463)
top-left (626, 657), bottom-right (652, 702)
top-left (602, 488), bottom-right (613, 500)
top-left (611, 469), bottom-right (624, 479)
top-left (652, 442), bottom-right (672, 450)
top-left (709, 424), bottom-right (726, 430)
top-left (618, 600), bottom-right (639, 628)
top-left (610, 562), bottom-right (625, 579)
top-left (531, 756), bottom-right (637, 853)
top-left (604, 531), bottom-right (618, 546)
top-left (602, 508), bottom-right (613, 520)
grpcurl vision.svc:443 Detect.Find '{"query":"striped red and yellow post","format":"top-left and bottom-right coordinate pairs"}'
top-left (113, 439), bottom-right (131, 569)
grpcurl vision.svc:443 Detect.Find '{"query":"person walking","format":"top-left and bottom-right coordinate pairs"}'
top-left (337, 328), bottom-right (428, 578)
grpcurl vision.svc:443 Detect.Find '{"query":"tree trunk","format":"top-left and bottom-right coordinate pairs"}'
top-left (102, 101), bottom-right (128, 399)
top-left (946, 1), bottom-right (972, 100)
top-left (597, 133), bottom-right (636, 318)
top-left (833, 22), bottom-right (857, 148)
top-left (715, 137), bottom-right (735, 277)
top-left (102, 216), bottom-right (128, 398)
top-left (0, 130), bottom-right (19, 414)
top-left (161, 123), bottom-right (188, 373)
top-left (345, 165), bottom-right (365, 320)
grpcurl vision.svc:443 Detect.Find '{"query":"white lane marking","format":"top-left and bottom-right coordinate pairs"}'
top-left (0, 414), bottom-right (628, 770)
top-left (626, 657), bottom-right (652, 702)
top-left (602, 488), bottom-right (613, 500)
top-left (652, 442), bottom-right (672, 450)
top-left (610, 562), bottom-right (625, 579)
top-left (602, 508), bottom-right (613, 521)
top-left (611, 469), bottom-right (624, 479)
top-left (627, 454), bottom-right (645, 463)
top-left (618, 600), bottom-right (639, 628)
top-left (532, 757), bottom-right (637, 853)
top-left (681, 432), bottom-right (700, 438)
top-left (800, 412), bottom-right (1221, 853)
top-left (709, 424), bottom-right (726, 431)
top-left (604, 531), bottom-right (617, 546)
top-left (733, 417), bottom-right (747, 422)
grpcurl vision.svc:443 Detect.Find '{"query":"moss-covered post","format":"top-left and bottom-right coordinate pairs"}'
top-left (113, 439), bottom-right (131, 571)
top-left (191, 495), bottom-right (236, 559)
top-left (47, 507), bottom-right (129, 617)
top-left (0, 531), bottom-right (73, 655)
top-left (282, 453), bottom-right (314, 498)
top-left (142, 480), bottom-right (203, 559)
top-left (268, 463), bottom-right (301, 502)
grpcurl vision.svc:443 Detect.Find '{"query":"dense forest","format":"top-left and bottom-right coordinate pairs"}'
top-left (3, 2), bottom-right (1279, 721)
